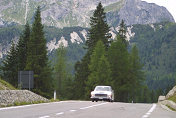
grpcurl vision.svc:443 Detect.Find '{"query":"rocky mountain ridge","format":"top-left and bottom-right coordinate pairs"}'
top-left (0, 0), bottom-right (174, 28)
top-left (0, 25), bottom-right (135, 59)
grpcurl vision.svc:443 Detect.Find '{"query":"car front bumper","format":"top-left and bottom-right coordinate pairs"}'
top-left (91, 96), bottom-right (112, 101)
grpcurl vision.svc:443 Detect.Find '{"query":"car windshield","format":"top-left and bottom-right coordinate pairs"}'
top-left (95, 86), bottom-right (110, 91)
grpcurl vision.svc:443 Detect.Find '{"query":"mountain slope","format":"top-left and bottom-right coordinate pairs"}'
top-left (0, 0), bottom-right (174, 28)
top-left (118, 0), bottom-right (175, 25)
top-left (131, 22), bottom-right (176, 91)
top-left (0, 22), bottom-right (176, 92)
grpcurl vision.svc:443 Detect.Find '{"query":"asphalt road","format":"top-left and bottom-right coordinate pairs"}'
top-left (0, 101), bottom-right (175, 118)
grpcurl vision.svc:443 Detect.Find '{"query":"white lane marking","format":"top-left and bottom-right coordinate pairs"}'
top-left (70, 110), bottom-right (77, 112)
top-left (0, 102), bottom-right (55, 111)
top-left (0, 104), bottom-right (39, 111)
top-left (0, 101), bottom-right (75, 111)
top-left (56, 112), bottom-right (64, 115)
top-left (142, 115), bottom-right (148, 118)
top-left (39, 116), bottom-right (50, 118)
top-left (80, 102), bottom-right (108, 110)
top-left (142, 104), bottom-right (156, 118)
top-left (148, 104), bottom-right (156, 113)
top-left (146, 112), bottom-right (151, 115)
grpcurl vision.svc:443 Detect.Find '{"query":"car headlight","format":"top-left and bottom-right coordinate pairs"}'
top-left (108, 94), bottom-right (112, 98)
top-left (91, 93), bottom-right (95, 97)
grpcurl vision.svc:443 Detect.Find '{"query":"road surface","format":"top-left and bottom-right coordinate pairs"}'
top-left (0, 101), bottom-right (175, 118)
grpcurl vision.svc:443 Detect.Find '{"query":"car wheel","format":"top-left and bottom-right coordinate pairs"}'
top-left (109, 99), bottom-right (113, 102)
top-left (96, 100), bottom-right (98, 102)
top-left (92, 100), bottom-right (94, 102)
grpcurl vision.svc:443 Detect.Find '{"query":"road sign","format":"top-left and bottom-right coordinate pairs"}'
top-left (18, 71), bottom-right (34, 90)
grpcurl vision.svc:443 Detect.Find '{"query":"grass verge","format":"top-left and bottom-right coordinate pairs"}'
top-left (168, 95), bottom-right (176, 103)
top-left (0, 99), bottom-right (60, 108)
top-left (1, 101), bottom-right (47, 107)
top-left (166, 105), bottom-right (176, 111)
top-left (0, 79), bottom-right (16, 90)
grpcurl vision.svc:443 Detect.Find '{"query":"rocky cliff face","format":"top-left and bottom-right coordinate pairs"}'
top-left (119, 0), bottom-right (175, 25)
top-left (0, 0), bottom-right (174, 28)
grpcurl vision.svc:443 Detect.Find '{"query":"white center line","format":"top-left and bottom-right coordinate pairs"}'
top-left (80, 102), bottom-right (108, 110)
top-left (0, 102), bottom-right (61, 111)
top-left (56, 112), bottom-right (64, 115)
top-left (142, 104), bottom-right (156, 118)
top-left (39, 116), bottom-right (50, 118)
top-left (146, 112), bottom-right (151, 115)
top-left (148, 104), bottom-right (156, 113)
top-left (142, 115), bottom-right (148, 118)
top-left (70, 109), bottom-right (77, 112)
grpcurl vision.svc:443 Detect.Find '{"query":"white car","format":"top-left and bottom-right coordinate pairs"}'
top-left (91, 86), bottom-right (114, 102)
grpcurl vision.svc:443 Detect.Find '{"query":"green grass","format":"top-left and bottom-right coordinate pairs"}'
top-left (0, 79), bottom-right (16, 90)
top-left (167, 94), bottom-right (176, 111)
top-left (50, 98), bottom-right (60, 102)
top-left (14, 101), bottom-right (47, 106)
top-left (168, 95), bottom-right (176, 103)
top-left (166, 105), bottom-right (176, 111)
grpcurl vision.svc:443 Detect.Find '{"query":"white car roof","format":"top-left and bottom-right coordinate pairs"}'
top-left (95, 86), bottom-right (111, 87)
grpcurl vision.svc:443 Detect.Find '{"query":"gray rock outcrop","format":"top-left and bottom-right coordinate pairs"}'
top-left (166, 86), bottom-right (176, 99)
top-left (159, 86), bottom-right (176, 111)
top-left (0, 90), bottom-right (49, 107)
top-left (0, 0), bottom-right (174, 28)
top-left (158, 96), bottom-right (166, 102)
top-left (160, 100), bottom-right (176, 111)
top-left (118, 0), bottom-right (175, 26)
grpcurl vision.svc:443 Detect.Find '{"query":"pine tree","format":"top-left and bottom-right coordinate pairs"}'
top-left (74, 2), bottom-right (111, 99)
top-left (2, 42), bottom-right (18, 86)
top-left (16, 22), bottom-right (30, 71)
top-left (86, 2), bottom-right (111, 51)
top-left (73, 54), bottom-right (90, 100)
top-left (128, 45), bottom-right (144, 102)
top-left (25, 7), bottom-right (53, 97)
top-left (118, 20), bottom-right (128, 47)
top-left (108, 36), bottom-right (130, 102)
top-left (142, 86), bottom-right (152, 103)
top-left (86, 41), bottom-right (111, 98)
top-left (96, 55), bottom-right (112, 85)
top-left (54, 43), bottom-right (67, 99)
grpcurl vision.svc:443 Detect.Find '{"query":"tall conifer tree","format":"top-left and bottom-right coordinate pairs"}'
top-left (54, 43), bottom-right (67, 99)
top-left (2, 42), bottom-right (18, 86)
top-left (16, 22), bottom-right (30, 71)
top-left (118, 20), bottom-right (128, 47)
top-left (129, 45), bottom-right (144, 101)
top-left (26, 7), bottom-right (53, 96)
top-left (74, 2), bottom-right (111, 99)
top-left (86, 2), bottom-right (111, 50)
top-left (86, 40), bottom-right (111, 98)
top-left (108, 36), bottom-right (130, 102)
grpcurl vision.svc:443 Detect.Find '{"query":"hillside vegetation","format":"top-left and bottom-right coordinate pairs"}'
top-left (131, 22), bottom-right (176, 92)
top-left (169, 95), bottom-right (176, 103)
top-left (1, 22), bottom-right (176, 95)
top-left (0, 78), bottom-right (16, 90)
